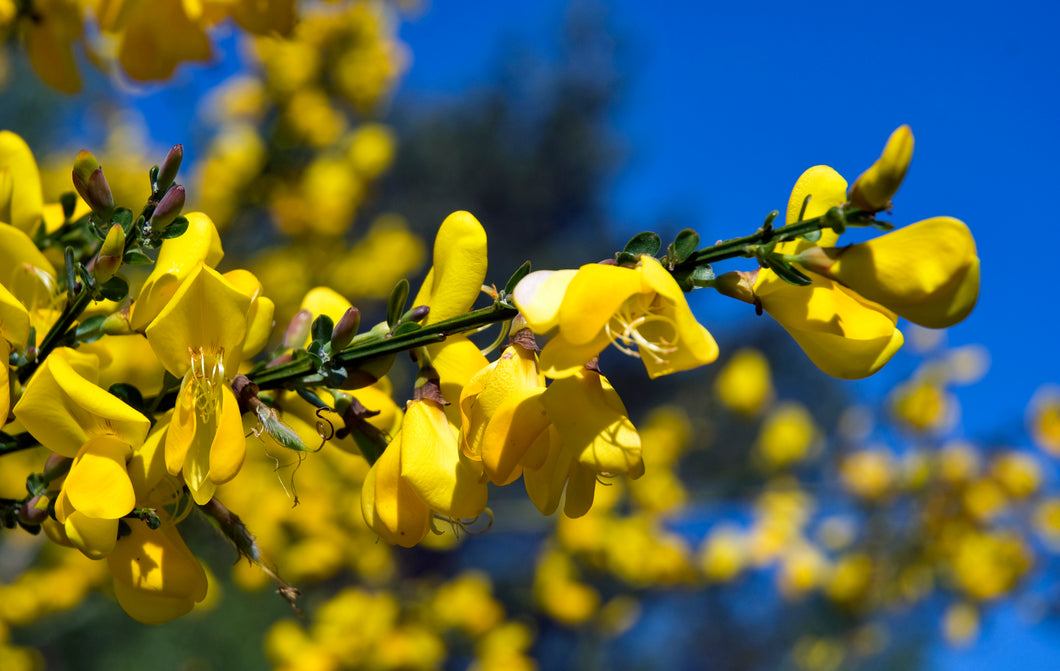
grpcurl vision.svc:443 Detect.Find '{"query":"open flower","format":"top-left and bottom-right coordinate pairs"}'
top-left (0, 131), bottom-right (46, 233)
top-left (14, 348), bottom-right (151, 557)
top-left (145, 264), bottom-right (264, 504)
top-left (513, 255), bottom-right (718, 379)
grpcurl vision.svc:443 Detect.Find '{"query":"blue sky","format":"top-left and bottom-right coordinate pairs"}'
top-left (398, 0), bottom-right (1060, 444)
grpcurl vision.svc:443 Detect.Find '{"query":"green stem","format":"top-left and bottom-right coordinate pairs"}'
top-left (679, 211), bottom-right (849, 269)
top-left (250, 301), bottom-right (519, 390)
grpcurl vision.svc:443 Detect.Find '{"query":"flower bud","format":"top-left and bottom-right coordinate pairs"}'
top-left (712, 270), bottom-right (759, 306)
top-left (148, 185), bottom-right (185, 235)
top-left (71, 150), bottom-right (115, 219)
top-left (283, 309), bottom-right (313, 349)
top-left (94, 224), bottom-right (126, 284)
top-left (155, 144), bottom-right (183, 192)
top-left (847, 125), bottom-right (914, 212)
top-left (330, 307), bottom-right (361, 350)
top-left (18, 494), bottom-right (50, 526)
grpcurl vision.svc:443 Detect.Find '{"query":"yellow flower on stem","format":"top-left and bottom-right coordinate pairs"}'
top-left (14, 348), bottom-right (151, 557)
top-left (107, 515), bottom-right (208, 624)
top-left (145, 264), bottom-right (254, 504)
top-left (749, 165), bottom-right (904, 379)
top-left (799, 216), bottom-right (979, 329)
top-left (847, 125), bottom-right (914, 212)
top-left (513, 255), bottom-right (718, 379)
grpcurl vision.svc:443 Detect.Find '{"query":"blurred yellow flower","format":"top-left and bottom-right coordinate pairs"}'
top-left (755, 402), bottom-right (819, 470)
top-left (839, 449), bottom-right (895, 501)
top-left (714, 347), bottom-right (774, 416)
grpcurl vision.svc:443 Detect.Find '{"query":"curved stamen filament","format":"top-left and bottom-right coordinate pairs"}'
top-left (605, 302), bottom-right (680, 364)
top-left (188, 347), bottom-right (226, 423)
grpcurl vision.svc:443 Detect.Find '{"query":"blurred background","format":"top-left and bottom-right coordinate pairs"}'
top-left (1, 1), bottom-right (1059, 669)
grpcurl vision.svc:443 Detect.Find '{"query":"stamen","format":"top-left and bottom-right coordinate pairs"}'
top-left (187, 347), bottom-right (226, 423)
top-left (604, 300), bottom-right (680, 364)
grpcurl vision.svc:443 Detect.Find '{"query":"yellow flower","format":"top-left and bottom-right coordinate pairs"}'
top-left (714, 347), bottom-right (774, 416)
top-left (1029, 385), bottom-right (1060, 455)
top-left (131, 212), bottom-right (224, 331)
top-left (103, 0), bottom-right (212, 82)
top-left (107, 516), bottom-right (208, 624)
top-left (521, 367), bottom-right (643, 518)
top-left (806, 217), bottom-right (980, 329)
top-left (145, 265), bottom-right (256, 504)
top-left (13, 348), bottom-right (151, 557)
top-left (0, 131), bottom-right (45, 233)
top-left (459, 331), bottom-right (546, 485)
top-left (755, 402), bottom-right (819, 470)
top-left (753, 166), bottom-right (903, 379)
top-left (359, 435), bottom-right (431, 547)
top-left (514, 255), bottom-right (718, 379)
top-left (847, 125), bottom-right (914, 211)
top-left (22, 0), bottom-right (83, 93)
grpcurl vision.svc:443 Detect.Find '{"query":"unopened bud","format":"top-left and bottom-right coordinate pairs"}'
top-left (155, 144), bottom-right (184, 191)
top-left (18, 494), bottom-right (49, 526)
top-left (847, 125), bottom-right (914, 212)
top-left (93, 224), bottom-right (125, 284)
top-left (148, 185), bottom-right (185, 234)
top-left (713, 270), bottom-right (759, 305)
top-left (101, 306), bottom-right (133, 335)
top-left (283, 309), bottom-right (314, 349)
top-left (330, 307), bottom-right (361, 350)
top-left (71, 150), bottom-right (115, 219)
top-left (405, 305), bottom-right (430, 323)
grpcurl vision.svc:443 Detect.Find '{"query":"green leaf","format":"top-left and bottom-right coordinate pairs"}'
top-left (123, 249), bottom-right (153, 266)
top-left (386, 278), bottom-right (410, 328)
top-left (691, 264), bottom-right (715, 286)
top-left (108, 383), bottom-right (145, 411)
top-left (503, 261), bottom-right (532, 296)
top-left (622, 231), bottom-right (662, 257)
top-left (671, 229), bottom-right (700, 263)
top-left (75, 315), bottom-right (106, 343)
top-left (295, 387), bottom-right (328, 409)
top-left (310, 315), bottom-right (334, 344)
top-left (392, 322), bottom-right (423, 337)
top-left (161, 216), bottom-right (189, 239)
top-left (800, 228), bottom-right (822, 243)
top-left (113, 208), bottom-right (133, 232)
top-left (261, 411), bottom-right (311, 452)
top-left (59, 192), bottom-right (77, 220)
top-left (768, 259), bottom-right (812, 286)
top-left (615, 251), bottom-right (639, 266)
top-left (871, 219), bottom-right (894, 232)
top-left (98, 276), bottom-right (129, 302)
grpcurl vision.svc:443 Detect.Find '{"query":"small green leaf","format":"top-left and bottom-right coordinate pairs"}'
top-left (871, 220), bottom-right (894, 232)
top-left (615, 251), bottom-right (639, 266)
top-left (261, 411), bottom-right (311, 452)
top-left (672, 229), bottom-right (700, 263)
top-left (504, 260), bottom-right (532, 296)
top-left (161, 216), bottom-right (189, 239)
top-left (113, 208), bottom-right (133, 232)
top-left (691, 264), bottom-right (715, 286)
top-left (75, 315), bottom-right (106, 343)
top-left (768, 259), bottom-right (812, 286)
top-left (392, 322), bottom-right (423, 337)
top-left (386, 278), bottom-right (410, 328)
top-left (295, 387), bottom-right (328, 409)
top-left (310, 315), bottom-right (334, 344)
top-left (622, 231), bottom-right (662, 257)
top-left (108, 383), bottom-right (145, 411)
top-left (801, 228), bottom-right (822, 243)
top-left (59, 193), bottom-right (77, 220)
top-left (123, 249), bottom-right (153, 266)
top-left (99, 276), bottom-right (129, 302)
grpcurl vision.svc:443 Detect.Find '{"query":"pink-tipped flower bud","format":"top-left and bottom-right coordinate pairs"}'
top-left (156, 144), bottom-right (184, 191)
top-left (330, 307), bottom-right (361, 350)
top-left (71, 150), bottom-right (115, 219)
top-left (148, 184), bottom-right (185, 235)
top-left (18, 494), bottom-right (49, 526)
top-left (93, 223), bottom-right (126, 284)
top-left (283, 309), bottom-right (314, 349)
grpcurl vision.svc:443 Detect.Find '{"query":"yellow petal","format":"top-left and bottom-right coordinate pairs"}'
top-left (479, 387), bottom-right (550, 485)
top-left (146, 264), bottom-right (251, 378)
top-left (0, 132), bottom-right (46, 233)
top-left (64, 436), bottom-right (135, 519)
top-left (781, 165), bottom-right (849, 253)
top-left (14, 348), bottom-right (151, 458)
top-left (848, 125), bottom-right (914, 211)
top-left (166, 377), bottom-right (197, 476)
top-left (399, 399), bottom-right (487, 519)
top-left (0, 278), bottom-right (28, 346)
top-left (537, 330), bottom-right (613, 380)
top-left (131, 212), bottom-right (223, 331)
top-left (412, 211), bottom-right (488, 324)
top-left (223, 268), bottom-right (274, 357)
top-left (522, 426), bottom-right (571, 516)
top-left (562, 461), bottom-right (598, 518)
top-left (757, 272), bottom-right (904, 379)
top-left (558, 263), bottom-right (642, 346)
top-left (64, 513), bottom-right (118, 559)
top-left (0, 342), bottom-right (9, 423)
top-left (637, 256), bottom-right (719, 377)
top-left (128, 415), bottom-right (172, 502)
top-left (0, 222), bottom-right (58, 311)
top-left (824, 217), bottom-right (979, 328)
top-left (512, 269), bottom-right (579, 335)
top-left (118, 0), bottom-right (212, 81)
top-left (361, 432), bottom-right (431, 547)
top-left (207, 384), bottom-right (246, 485)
